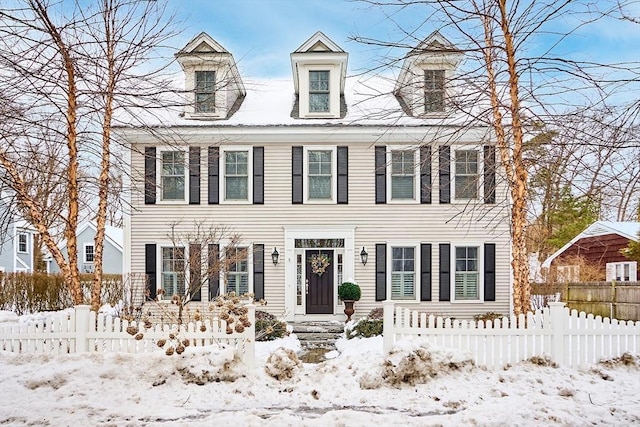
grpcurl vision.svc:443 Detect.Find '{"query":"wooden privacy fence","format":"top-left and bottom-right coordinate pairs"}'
top-left (0, 305), bottom-right (256, 368)
top-left (382, 301), bottom-right (640, 369)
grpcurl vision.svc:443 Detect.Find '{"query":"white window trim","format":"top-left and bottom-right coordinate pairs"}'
top-left (156, 147), bottom-right (188, 204)
top-left (303, 146), bottom-right (337, 204)
top-left (219, 145), bottom-right (253, 204)
top-left (451, 146), bottom-right (483, 203)
top-left (194, 70), bottom-right (216, 114)
top-left (83, 243), bottom-right (95, 264)
top-left (450, 242), bottom-right (484, 303)
top-left (157, 243), bottom-right (187, 301)
top-left (387, 242), bottom-right (421, 303)
top-left (419, 65), bottom-right (454, 117)
top-left (557, 265), bottom-right (580, 283)
top-left (298, 64), bottom-right (341, 119)
top-left (606, 261), bottom-right (637, 282)
top-left (183, 64), bottom-right (226, 120)
top-left (222, 244), bottom-right (254, 296)
top-left (386, 146), bottom-right (420, 204)
top-left (17, 232), bottom-right (29, 254)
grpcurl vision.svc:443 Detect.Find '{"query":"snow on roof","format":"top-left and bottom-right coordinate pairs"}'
top-left (541, 221), bottom-right (640, 268)
top-left (114, 75), bottom-right (491, 130)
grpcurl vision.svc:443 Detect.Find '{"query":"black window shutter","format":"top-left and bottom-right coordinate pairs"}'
top-left (145, 244), bottom-right (157, 300)
top-left (484, 146), bottom-right (496, 204)
top-left (208, 146), bottom-right (219, 204)
top-left (189, 243), bottom-right (202, 301)
top-left (375, 243), bottom-right (387, 301)
top-left (208, 244), bottom-right (220, 299)
top-left (337, 146), bottom-right (348, 204)
top-left (292, 146), bottom-right (303, 204)
top-left (253, 244), bottom-right (264, 300)
top-left (439, 243), bottom-right (451, 301)
top-left (253, 147), bottom-right (264, 204)
top-left (420, 146), bottom-right (432, 204)
top-left (439, 146), bottom-right (450, 204)
top-left (375, 146), bottom-right (386, 204)
top-left (144, 147), bottom-right (156, 204)
top-left (420, 243), bottom-right (432, 301)
top-left (189, 147), bottom-right (201, 205)
top-left (484, 243), bottom-right (496, 301)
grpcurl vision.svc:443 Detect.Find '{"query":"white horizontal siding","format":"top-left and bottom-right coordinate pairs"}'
top-left (128, 135), bottom-right (511, 319)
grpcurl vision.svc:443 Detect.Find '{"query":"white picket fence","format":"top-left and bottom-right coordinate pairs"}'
top-left (0, 305), bottom-right (256, 368)
top-left (382, 301), bottom-right (640, 369)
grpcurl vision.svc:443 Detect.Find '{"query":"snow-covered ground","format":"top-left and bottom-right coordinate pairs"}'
top-left (1, 311), bottom-right (639, 426)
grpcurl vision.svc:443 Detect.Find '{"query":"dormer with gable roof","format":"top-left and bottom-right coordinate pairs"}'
top-left (395, 31), bottom-right (463, 117)
top-left (176, 32), bottom-right (245, 120)
top-left (290, 31), bottom-right (348, 119)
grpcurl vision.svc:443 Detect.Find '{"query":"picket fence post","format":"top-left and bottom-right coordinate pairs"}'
top-left (74, 305), bottom-right (91, 353)
top-left (383, 300), bottom-right (395, 354)
top-left (548, 302), bottom-right (566, 365)
top-left (245, 304), bottom-right (256, 369)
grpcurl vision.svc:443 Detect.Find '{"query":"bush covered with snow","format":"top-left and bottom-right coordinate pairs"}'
top-left (173, 345), bottom-right (247, 385)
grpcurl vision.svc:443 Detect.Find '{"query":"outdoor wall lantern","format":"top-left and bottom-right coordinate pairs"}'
top-left (360, 247), bottom-right (368, 266)
top-left (271, 247), bottom-right (279, 265)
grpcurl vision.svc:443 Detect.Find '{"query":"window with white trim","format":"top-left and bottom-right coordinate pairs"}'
top-left (390, 149), bottom-right (416, 200)
top-left (454, 149), bottom-right (479, 200)
top-left (606, 261), bottom-right (637, 282)
top-left (306, 148), bottom-right (335, 201)
top-left (84, 244), bottom-right (94, 263)
top-left (424, 70), bottom-right (445, 113)
top-left (309, 70), bottom-right (330, 112)
top-left (454, 246), bottom-right (480, 300)
top-left (391, 246), bottom-right (415, 300)
top-left (160, 151), bottom-right (186, 201)
top-left (226, 247), bottom-right (249, 295)
top-left (556, 265), bottom-right (580, 283)
top-left (224, 150), bottom-right (249, 201)
top-left (17, 233), bottom-right (28, 253)
top-left (195, 71), bottom-right (215, 113)
top-left (161, 247), bottom-right (185, 297)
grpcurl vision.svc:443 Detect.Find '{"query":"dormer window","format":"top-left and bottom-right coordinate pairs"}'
top-left (195, 71), bottom-right (216, 113)
top-left (424, 70), bottom-right (445, 112)
top-left (291, 32), bottom-right (348, 119)
top-left (175, 32), bottom-right (245, 120)
top-left (309, 71), bottom-right (330, 112)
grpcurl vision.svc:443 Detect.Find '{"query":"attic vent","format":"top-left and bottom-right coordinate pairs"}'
top-left (193, 41), bottom-right (215, 52)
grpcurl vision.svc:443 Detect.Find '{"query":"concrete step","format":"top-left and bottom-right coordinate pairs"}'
top-left (290, 321), bottom-right (345, 350)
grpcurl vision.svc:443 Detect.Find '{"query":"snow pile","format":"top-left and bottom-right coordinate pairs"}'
top-left (172, 345), bottom-right (247, 385)
top-left (360, 338), bottom-right (475, 389)
top-left (264, 347), bottom-right (302, 380)
top-left (0, 311), bottom-right (19, 323)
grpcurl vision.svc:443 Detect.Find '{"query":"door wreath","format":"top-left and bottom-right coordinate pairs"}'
top-left (310, 253), bottom-right (331, 276)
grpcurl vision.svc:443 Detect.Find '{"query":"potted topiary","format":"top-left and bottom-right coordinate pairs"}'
top-left (337, 281), bottom-right (361, 322)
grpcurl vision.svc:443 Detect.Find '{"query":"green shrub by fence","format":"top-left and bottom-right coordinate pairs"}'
top-left (0, 273), bottom-right (123, 315)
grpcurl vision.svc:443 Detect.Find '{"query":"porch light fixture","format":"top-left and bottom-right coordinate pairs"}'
top-left (271, 247), bottom-right (279, 265)
top-left (360, 247), bottom-right (368, 266)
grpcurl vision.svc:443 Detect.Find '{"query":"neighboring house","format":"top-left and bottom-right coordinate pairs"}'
top-left (117, 31), bottom-right (512, 321)
top-left (49, 222), bottom-right (123, 274)
top-left (0, 218), bottom-right (36, 273)
top-left (542, 221), bottom-right (639, 283)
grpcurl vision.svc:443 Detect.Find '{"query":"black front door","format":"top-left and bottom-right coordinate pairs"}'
top-left (305, 249), bottom-right (333, 314)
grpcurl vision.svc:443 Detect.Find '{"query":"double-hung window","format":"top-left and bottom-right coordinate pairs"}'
top-left (17, 233), bottom-right (28, 253)
top-left (226, 247), bottom-right (249, 295)
top-left (307, 149), bottom-right (333, 200)
top-left (309, 70), bottom-right (330, 113)
top-left (455, 246), bottom-right (479, 300)
top-left (161, 151), bottom-right (186, 201)
top-left (424, 70), bottom-right (445, 113)
top-left (161, 247), bottom-right (185, 297)
top-left (391, 150), bottom-right (415, 200)
top-left (391, 247), bottom-right (415, 300)
top-left (195, 71), bottom-right (215, 113)
top-left (225, 150), bottom-right (249, 201)
top-left (454, 150), bottom-right (479, 200)
top-left (606, 261), bottom-right (637, 282)
top-left (84, 244), bottom-right (94, 263)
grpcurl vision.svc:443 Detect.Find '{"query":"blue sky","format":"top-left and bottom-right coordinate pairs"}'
top-left (169, 0), bottom-right (640, 80)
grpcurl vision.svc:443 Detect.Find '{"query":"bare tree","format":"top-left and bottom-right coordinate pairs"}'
top-left (352, 0), bottom-right (639, 315)
top-left (0, 0), bottom-right (177, 310)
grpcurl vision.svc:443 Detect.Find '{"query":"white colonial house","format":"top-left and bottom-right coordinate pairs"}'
top-left (118, 31), bottom-right (512, 321)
